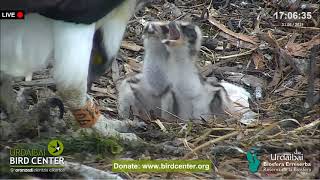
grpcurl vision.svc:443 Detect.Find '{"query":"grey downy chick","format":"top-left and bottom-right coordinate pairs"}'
top-left (117, 22), bottom-right (172, 120)
top-left (161, 21), bottom-right (231, 120)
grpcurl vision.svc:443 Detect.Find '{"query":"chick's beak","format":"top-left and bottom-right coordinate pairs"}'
top-left (168, 21), bottom-right (180, 40)
top-left (162, 21), bottom-right (183, 47)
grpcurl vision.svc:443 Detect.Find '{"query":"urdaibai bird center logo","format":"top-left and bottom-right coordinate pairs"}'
top-left (48, 140), bottom-right (64, 156)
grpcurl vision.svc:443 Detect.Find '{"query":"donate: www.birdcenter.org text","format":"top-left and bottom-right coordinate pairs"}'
top-left (112, 160), bottom-right (211, 172)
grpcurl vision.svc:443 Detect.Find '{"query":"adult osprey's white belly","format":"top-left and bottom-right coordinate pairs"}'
top-left (1, 13), bottom-right (96, 90)
top-left (1, 14), bottom-right (53, 77)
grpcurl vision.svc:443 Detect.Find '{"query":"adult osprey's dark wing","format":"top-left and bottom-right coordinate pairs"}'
top-left (1, 0), bottom-right (126, 24)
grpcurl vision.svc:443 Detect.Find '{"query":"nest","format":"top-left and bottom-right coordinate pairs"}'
top-left (1, 0), bottom-right (319, 179)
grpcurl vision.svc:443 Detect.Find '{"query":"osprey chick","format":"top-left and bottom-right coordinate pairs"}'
top-left (118, 22), bottom-right (172, 120)
top-left (118, 21), bottom-right (228, 121)
top-left (118, 21), bottom-right (254, 122)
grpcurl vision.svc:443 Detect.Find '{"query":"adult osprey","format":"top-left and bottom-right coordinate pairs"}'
top-left (0, 0), bottom-right (144, 140)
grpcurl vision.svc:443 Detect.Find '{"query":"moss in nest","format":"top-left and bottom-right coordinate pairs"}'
top-left (62, 133), bottom-right (123, 156)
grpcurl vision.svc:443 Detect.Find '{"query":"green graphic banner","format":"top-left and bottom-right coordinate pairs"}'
top-left (112, 160), bottom-right (212, 172)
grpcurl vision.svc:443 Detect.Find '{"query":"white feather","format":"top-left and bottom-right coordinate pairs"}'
top-left (1, 14), bottom-right (53, 77)
top-left (52, 20), bottom-right (95, 90)
top-left (99, 0), bottom-right (137, 60)
top-left (220, 81), bottom-right (251, 110)
top-left (220, 82), bottom-right (258, 124)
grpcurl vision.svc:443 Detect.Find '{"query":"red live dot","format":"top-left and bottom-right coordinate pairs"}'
top-left (16, 11), bottom-right (24, 19)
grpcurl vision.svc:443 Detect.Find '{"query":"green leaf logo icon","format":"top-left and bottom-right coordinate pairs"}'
top-left (48, 140), bottom-right (64, 156)
top-left (246, 148), bottom-right (260, 173)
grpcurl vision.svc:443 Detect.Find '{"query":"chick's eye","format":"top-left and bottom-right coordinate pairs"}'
top-left (181, 25), bottom-right (197, 43)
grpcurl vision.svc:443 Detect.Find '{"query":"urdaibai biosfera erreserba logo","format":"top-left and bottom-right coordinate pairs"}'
top-left (246, 148), bottom-right (260, 173)
top-left (48, 140), bottom-right (64, 156)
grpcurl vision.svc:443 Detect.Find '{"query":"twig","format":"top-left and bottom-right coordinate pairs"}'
top-left (192, 129), bottom-right (213, 146)
top-left (258, 94), bottom-right (306, 105)
top-left (192, 128), bottom-right (236, 145)
top-left (216, 48), bottom-right (256, 60)
top-left (156, 107), bottom-right (186, 122)
top-left (289, 119), bottom-right (320, 134)
top-left (14, 78), bottom-right (55, 87)
top-left (304, 45), bottom-right (319, 109)
top-left (183, 131), bottom-right (239, 159)
top-left (208, 17), bottom-right (259, 45)
top-left (64, 161), bottom-right (122, 179)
